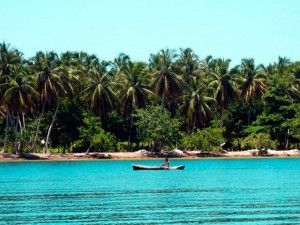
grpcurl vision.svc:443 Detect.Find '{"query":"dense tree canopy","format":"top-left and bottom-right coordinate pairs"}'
top-left (0, 42), bottom-right (299, 153)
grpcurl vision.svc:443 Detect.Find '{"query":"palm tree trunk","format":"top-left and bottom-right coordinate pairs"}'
top-left (0, 110), bottom-right (5, 118)
top-left (18, 116), bottom-right (23, 135)
top-left (18, 115), bottom-right (24, 152)
top-left (13, 114), bottom-right (19, 154)
top-left (220, 108), bottom-right (224, 128)
top-left (31, 101), bottom-right (46, 152)
top-left (248, 101), bottom-right (253, 126)
top-left (151, 140), bottom-right (157, 152)
top-left (128, 115), bottom-right (134, 151)
top-left (285, 128), bottom-right (290, 150)
top-left (162, 92), bottom-right (165, 107)
top-left (1, 108), bottom-right (9, 153)
top-left (85, 144), bottom-right (91, 155)
top-left (22, 112), bottom-right (26, 128)
top-left (192, 113), bottom-right (196, 133)
top-left (44, 102), bottom-right (60, 154)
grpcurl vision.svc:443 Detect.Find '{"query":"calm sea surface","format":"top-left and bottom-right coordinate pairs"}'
top-left (0, 158), bottom-right (300, 224)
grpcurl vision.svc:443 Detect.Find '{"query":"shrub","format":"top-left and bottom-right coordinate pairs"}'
top-left (91, 130), bottom-right (117, 152)
top-left (117, 142), bottom-right (128, 152)
top-left (181, 127), bottom-right (225, 152)
top-left (241, 133), bottom-right (278, 150)
top-left (134, 105), bottom-right (182, 151)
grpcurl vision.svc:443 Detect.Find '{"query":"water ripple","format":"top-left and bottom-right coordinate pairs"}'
top-left (1, 159), bottom-right (300, 224)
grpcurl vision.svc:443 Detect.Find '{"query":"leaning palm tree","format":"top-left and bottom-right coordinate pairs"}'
top-left (178, 75), bottom-right (215, 133)
top-left (118, 62), bottom-right (154, 150)
top-left (31, 52), bottom-right (73, 154)
top-left (82, 61), bottom-right (120, 127)
top-left (239, 58), bottom-right (268, 125)
top-left (208, 58), bottom-right (238, 127)
top-left (151, 48), bottom-right (183, 109)
top-left (0, 77), bottom-right (12, 153)
top-left (42, 73), bottom-right (73, 154)
top-left (0, 66), bottom-right (39, 154)
top-left (0, 44), bottom-right (24, 153)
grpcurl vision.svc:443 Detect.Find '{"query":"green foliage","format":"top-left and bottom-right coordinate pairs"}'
top-left (18, 118), bottom-right (38, 153)
top-left (241, 133), bottom-right (279, 150)
top-left (102, 111), bottom-right (130, 142)
top-left (116, 142), bottom-right (138, 152)
top-left (75, 111), bottom-right (101, 146)
top-left (286, 104), bottom-right (300, 147)
top-left (117, 142), bottom-right (129, 152)
top-left (223, 102), bottom-right (249, 138)
top-left (181, 127), bottom-right (225, 152)
top-left (91, 130), bottom-right (116, 152)
top-left (73, 111), bottom-right (116, 152)
top-left (251, 76), bottom-right (296, 147)
top-left (223, 99), bottom-right (264, 139)
top-left (134, 105), bottom-right (182, 150)
top-left (51, 97), bottom-right (84, 149)
top-left (1, 44), bottom-right (300, 153)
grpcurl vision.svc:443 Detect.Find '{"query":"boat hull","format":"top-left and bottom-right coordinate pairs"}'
top-left (132, 164), bottom-right (185, 170)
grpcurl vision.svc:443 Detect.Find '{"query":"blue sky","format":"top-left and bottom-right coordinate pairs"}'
top-left (1, 0), bottom-right (299, 65)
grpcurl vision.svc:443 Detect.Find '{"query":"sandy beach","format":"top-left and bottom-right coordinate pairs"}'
top-left (0, 149), bottom-right (300, 162)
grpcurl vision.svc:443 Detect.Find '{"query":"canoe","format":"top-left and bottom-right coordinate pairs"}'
top-left (132, 164), bottom-right (185, 170)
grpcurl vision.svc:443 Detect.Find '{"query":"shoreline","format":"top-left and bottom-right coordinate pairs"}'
top-left (1, 149), bottom-right (300, 162)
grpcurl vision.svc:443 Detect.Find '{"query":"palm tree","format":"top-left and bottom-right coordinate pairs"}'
top-left (200, 55), bottom-right (216, 76)
top-left (113, 53), bottom-right (131, 71)
top-left (288, 62), bottom-right (300, 102)
top-left (31, 52), bottom-right (73, 153)
top-left (208, 58), bottom-right (238, 127)
top-left (60, 51), bottom-right (99, 73)
top-left (0, 42), bottom-right (22, 77)
top-left (272, 57), bottom-right (300, 102)
top-left (175, 48), bottom-right (200, 80)
top-left (0, 102), bottom-right (6, 152)
top-left (0, 66), bottom-right (39, 154)
top-left (0, 77), bottom-right (12, 153)
top-left (261, 63), bottom-right (276, 77)
top-left (151, 49), bottom-right (183, 109)
top-left (239, 58), bottom-right (268, 125)
top-left (0, 43), bottom-right (24, 153)
top-left (82, 61), bottom-right (119, 127)
top-left (111, 53), bottom-right (131, 81)
top-left (275, 56), bottom-right (291, 77)
top-left (118, 62), bottom-right (154, 150)
top-left (178, 75), bottom-right (215, 133)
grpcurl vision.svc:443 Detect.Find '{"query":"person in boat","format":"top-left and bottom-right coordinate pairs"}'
top-left (161, 158), bottom-right (170, 168)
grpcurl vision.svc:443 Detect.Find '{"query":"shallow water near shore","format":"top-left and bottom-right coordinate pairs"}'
top-left (0, 158), bottom-right (300, 224)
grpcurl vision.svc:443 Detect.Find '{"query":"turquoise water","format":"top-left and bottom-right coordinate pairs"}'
top-left (0, 158), bottom-right (300, 224)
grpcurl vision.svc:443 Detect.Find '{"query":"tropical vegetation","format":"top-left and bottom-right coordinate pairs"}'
top-left (0, 42), bottom-right (299, 154)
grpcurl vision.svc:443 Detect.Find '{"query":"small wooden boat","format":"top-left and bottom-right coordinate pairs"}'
top-left (132, 164), bottom-right (185, 170)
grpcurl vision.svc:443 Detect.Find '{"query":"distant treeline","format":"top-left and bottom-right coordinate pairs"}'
top-left (0, 42), bottom-right (299, 154)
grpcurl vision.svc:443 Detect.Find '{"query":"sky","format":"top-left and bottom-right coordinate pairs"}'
top-left (1, 0), bottom-right (299, 66)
